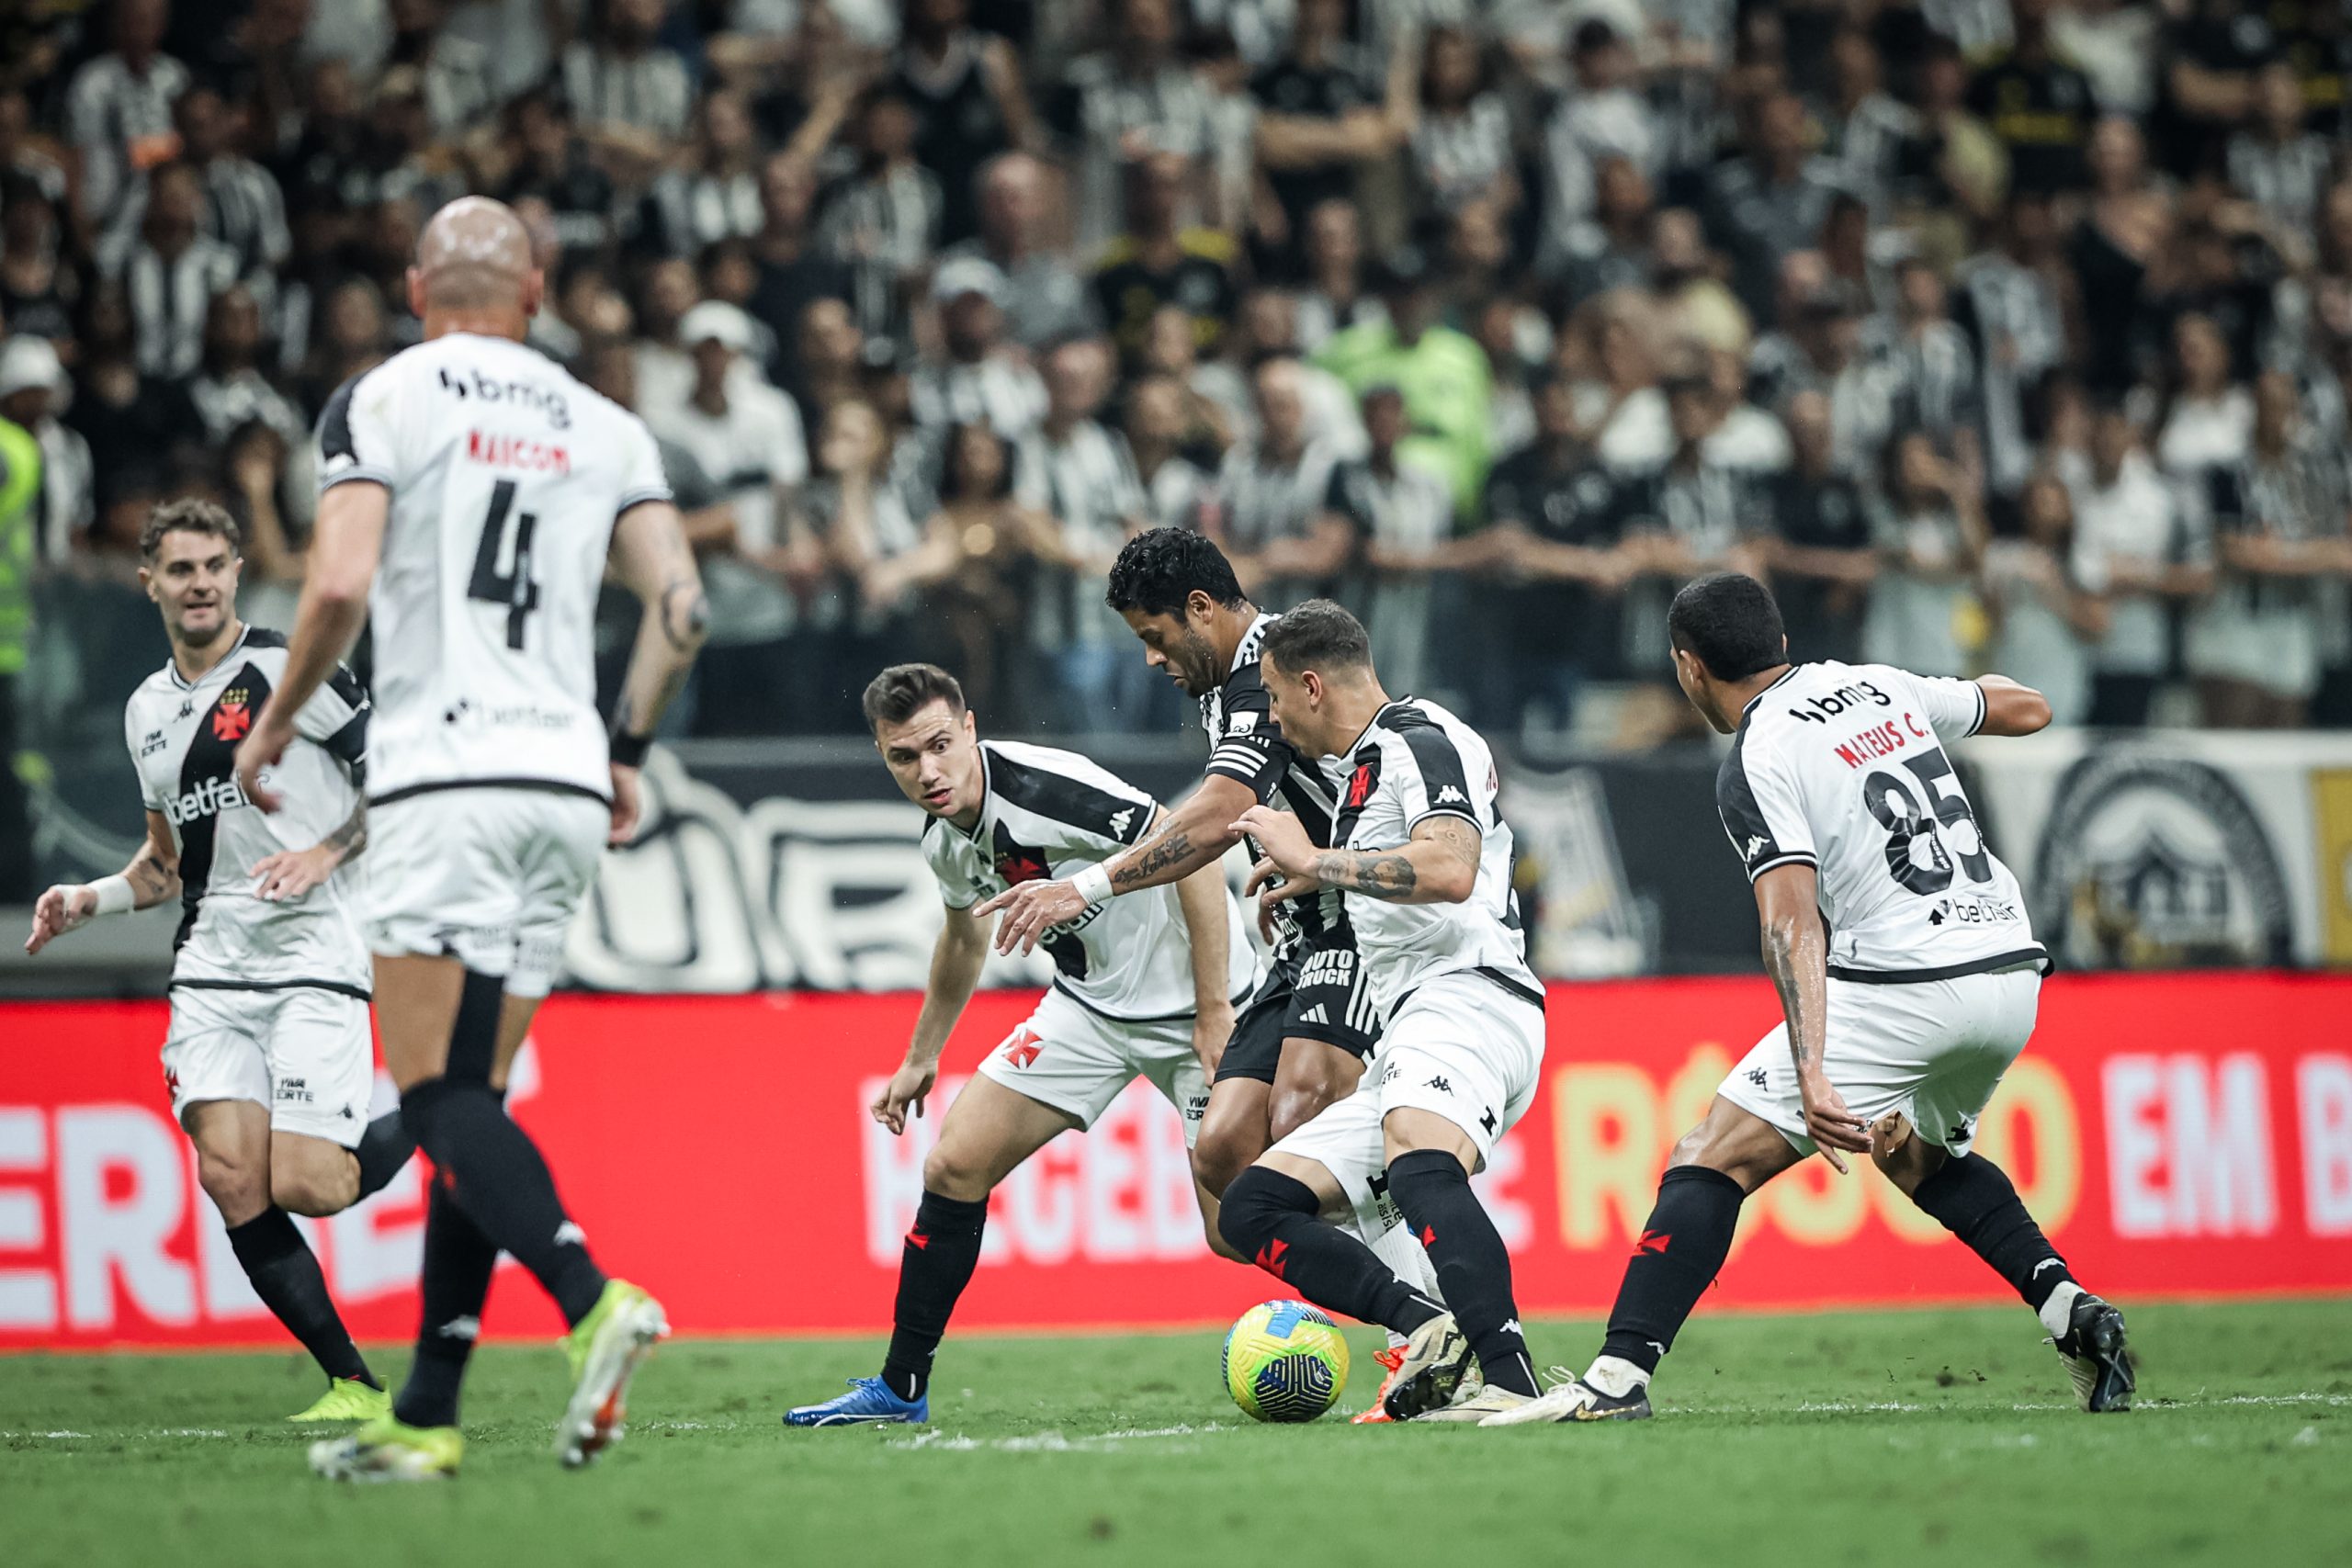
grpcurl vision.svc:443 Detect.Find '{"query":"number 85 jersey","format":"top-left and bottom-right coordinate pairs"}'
top-left (1716, 661), bottom-right (2046, 982)
top-left (316, 333), bottom-right (672, 804)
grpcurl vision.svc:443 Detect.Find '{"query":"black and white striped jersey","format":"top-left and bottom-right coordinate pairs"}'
top-left (923, 740), bottom-right (1254, 1021)
top-left (1320, 696), bottom-right (1534, 1019)
top-left (1716, 661), bottom-right (2043, 982)
top-left (123, 627), bottom-right (371, 997)
top-left (1198, 613), bottom-right (1348, 955)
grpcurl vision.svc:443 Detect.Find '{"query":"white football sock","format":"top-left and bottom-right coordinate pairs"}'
top-left (1583, 1355), bottom-right (1649, 1400)
top-left (2039, 1280), bottom-right (2085, 1340)
top-left (1366, 1219), bottom-right (1442, 1349)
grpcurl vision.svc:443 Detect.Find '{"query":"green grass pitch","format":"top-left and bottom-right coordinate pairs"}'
top-left (5, 1299), bottom-right (2348, 1568)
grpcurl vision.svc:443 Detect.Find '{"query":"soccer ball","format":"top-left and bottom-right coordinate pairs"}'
top-left (1222, 1300), bottom-right (1350, 1422)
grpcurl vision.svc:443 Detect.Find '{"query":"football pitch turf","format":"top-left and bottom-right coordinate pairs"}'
top-left (4, 1298), bottom-right (2347, 1568)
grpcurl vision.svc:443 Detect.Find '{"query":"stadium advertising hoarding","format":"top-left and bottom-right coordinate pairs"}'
top-left (1, 973), bottom-right (2346, 1349)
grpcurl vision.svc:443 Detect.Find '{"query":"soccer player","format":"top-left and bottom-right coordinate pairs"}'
top-left (233, 197), bottom-right (709, 1480)
top-left (1215, 601), bottom-right (1549, 1425)
top-left (24, 498), bottom-right (414, 1423)
top-left (1488, 573), bottom-right (2132, 1426)
top-left (784, 663), bottom-right (1257, 1427)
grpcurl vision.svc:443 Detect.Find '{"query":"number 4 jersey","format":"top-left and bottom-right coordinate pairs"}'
top-left (1716, 661), bottom-right (2045, 981)
top-left (315, 333), bottom-right (673, 805)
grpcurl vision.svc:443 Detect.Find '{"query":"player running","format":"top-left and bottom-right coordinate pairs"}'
top-left (1214, 601), bottom-right (1549, 1425)
top-left (25, 498), bottom-right (414, 1423)
top-left (1487, 572), bottom-right (2132, 1427)
top-left (786, 663), bottom-right (1258, 1427)
top-left (233, 197), bottom-right (709, 1480)
top-left (979, 532), bottom-right (1435, 1320)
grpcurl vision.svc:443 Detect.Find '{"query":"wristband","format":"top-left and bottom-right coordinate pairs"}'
top-left (89, 875), bottom-right (136, 917)
top-left (609, 729), bottom-right (651, 769)
top-left (1070, 863), bottom-right (1114, 907)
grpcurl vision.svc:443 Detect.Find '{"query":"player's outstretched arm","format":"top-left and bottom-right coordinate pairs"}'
top-left (1236, 806), bottom-right (1480, 908)
top-left (1753, 863), bottom-right (1868, 1169)
top-left (605, 498), bottom-right (710, 844)
top-left (1973, 674), bottom-right (2053, 738)
top-left (235, 481), bottom-right (388, 813)
top-left (1169, 811), bottom-right (1238, 1076)
top-left (875, 902), bottom-right (996, 1134)
top-left (25, 812), bottom-right (181, 955)
top-left (977, 773), bottom-right (1257, 956)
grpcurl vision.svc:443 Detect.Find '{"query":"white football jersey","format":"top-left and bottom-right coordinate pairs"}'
top-left (315, 332), bottom-right (672, 805)
top-left (1320, 697), bottom-right (1538, 1020)
top-left (923, 740), bottom-right (1256, 1021)
top-left (123, 626), bottom-right (371, 996)
top-left (1717, 660), bottom-right (2045, 979)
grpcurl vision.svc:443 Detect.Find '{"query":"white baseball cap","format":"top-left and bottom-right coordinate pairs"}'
top-left (680, 300), bottom-right (757, 354)
top-left (0, 335), bottom-right (67, 401)
top-left (931, 255), bottom-right (1008, 308)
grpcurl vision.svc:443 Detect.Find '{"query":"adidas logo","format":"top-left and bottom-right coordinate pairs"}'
top-left (1299, 1004), bottom-right (1329, 1024)
top-left (1434, 784), bottom-right (1467, 805)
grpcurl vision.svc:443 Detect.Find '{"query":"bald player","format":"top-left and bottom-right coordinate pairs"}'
top-left (235, 197), bottom-right (710, 1482)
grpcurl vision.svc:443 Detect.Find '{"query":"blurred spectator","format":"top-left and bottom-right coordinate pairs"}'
top-left (1409, 25), bottom-right (1515, 219)
top-left (1982, 470), bottom-right (2108, 726)
top-left (97, 86), bottom-right (289, 305)
top-left (109, 161), bottom-right (240, 381)
top-left (1760, 388), bottom-right (1875, 664)
top-left (910, 256), bottom-right (1046, 434)
top-left (386, 0), bottom-right (498, 139)
top-left (1611, 370), bottom-right (1770, 678)
top-left (1479, 369), bottom-right (1626, 735)
top-left (1318, 243), bottom-right (1489, 513)
top-left (910, 420), bottom-right (1063, 722)
top-left (563, 0), bottom-right (695, 153)
top-left (1555, 156), bottom-right (1657, 311)
top-left (0, 337), bottom-right (92, 562)
top-left (496, 90), bottom-right (620, 258)
top-left (1015, 337), bottom-right (1148, 729)
top-left (2155, 311), bottom-right (2253, 479)
top-left (1540, 21), bottom-right (1659, 276)
top-left (743, 153), bottom-right (854, 385)
top-left (1123, 371), bottom-right (1214, 531)
top-left (1295, 197), bottom-right (1383, 352)
top-left (1323, 383), bottom-right (1459, 695)
top-left (1885, 257), bottom-right (1984, 473)
top-left (1967, 0), bottom-right (2097, 197)
top-left (1824, 28), bottom-right (1915, 213)
top-left (1862, 429), bottom-right (1988, 678)
top-left (2188, 372), bottom-right (2352, 728)
top-left (1208, 355), bottom-right (1348, 605)
top-left (2227, 62), bottom-right (2332, 237)
top-left (892, 0), bottom-right (1036, 246)
top-left (801, 398), bottom-right (930, 728)
top-left (0, 173), bottom-right (77, 344)
top-left (642, 88), bottom-right (768, 259)
top-left (650, 300), bottom-right (816, 737)
top-left (64, 279), bottom-right (207, 502)
top-left (938, 152), bottom-right (1097, 350)
top-left (1250, 0), bottom-right (1407, 252)
top-left (2070, 399), bottom-right (2213, 725)
top-left (1136, 304), bottom-right (1239, 452)
top-left (1702, 92), bottom-right (1846, 326)
top-left (815, 85), bottom-right (944, 358)
top-left (787, 296), bottom-right (869, 432)
top-left (1094, 152), bottom-right (1239, 372)
top-left (1955, 191), bottom-right (2074, 496)
top-left (1050, 0), bottom-right (1216, 253)
top-left (66, 0), bottom-right (189, 233)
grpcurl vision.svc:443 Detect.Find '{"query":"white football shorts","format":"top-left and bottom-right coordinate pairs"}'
top-left (1717, 964), bottom-right (2042, 1157)
top-left (365, 787), bottom-right (606, 997)
top-left (973, 985), bottom-right (1211, 1149)
top-left (162, 984), bottom-right (375, 1147)
top-left (1263, 969), bottom-right (1545, 1236)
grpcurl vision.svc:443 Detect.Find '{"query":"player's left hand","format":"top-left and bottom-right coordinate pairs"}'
top-left (1230, 806), bottom-right (1314, 875)
top-left (232, 713), bottom-right (294, 814)
top-left (250, 845), bottom-right (336, 902)
top-left (975, 878), bottom-right (1087, 956)
top-left (608, 762), bottom-right (643, 846)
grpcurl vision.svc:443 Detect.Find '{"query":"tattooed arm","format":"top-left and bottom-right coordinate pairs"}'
top-left (979, 773), bottom-right (1258, 956)
top-left (605, 498), bottom-right (710, 845)
top-left (1237, 808), bottom-right (1481, 908)
top-left (1753, 863), bottom-right (1866, 1168)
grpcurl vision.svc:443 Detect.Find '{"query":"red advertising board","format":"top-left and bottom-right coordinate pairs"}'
top-left (2, 974), bottom-right (2348, 1348)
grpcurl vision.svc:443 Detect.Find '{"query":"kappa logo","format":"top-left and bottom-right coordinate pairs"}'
top-left (175, 700), bottom-right (193, 720)
top-left (1746, 1066), bottom-right (1769, 1087)
top-left (1433, 784), bottom-right (1468, 806)
top-left (1744, 835), bottom-right (1767, 862)
top-left (439, 1314), bottom-right (482, 1341)
top-left (1424, 1075), bottom-right (1453, 1094)
top-left (1107, 806), bottom-right (1136, 840)
top-left (553, 1221), bottom-right (586, 1247)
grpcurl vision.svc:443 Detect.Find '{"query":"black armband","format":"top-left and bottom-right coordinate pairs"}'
top-left (609, 729), bottom-right (652, 769)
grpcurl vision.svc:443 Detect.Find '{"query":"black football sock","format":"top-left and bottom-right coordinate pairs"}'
top-left (1218, 1167), bottom-right (1445, 1335)
top-left (225, 1207), bottom-right (373, 1388)
top-left (353, 1109), bottom-right (417, 1201)
top-left (401, 1077), bottom-right (606, 1327)
top-left (1597, 1164), bottom-right (1745, 1378)
top-left (392, 1173), bottom-right (502, 1429)
top-left (1385, 1150), bottom-right (1537, 1397)
top-left (1910, 1152), bottom-right (2076, 1326)
top-left (882, 1190), bottom-right (989, 1402)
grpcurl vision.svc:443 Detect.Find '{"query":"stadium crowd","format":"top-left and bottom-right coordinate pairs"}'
top-left (6, 0), bottom-right (2352, 807)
